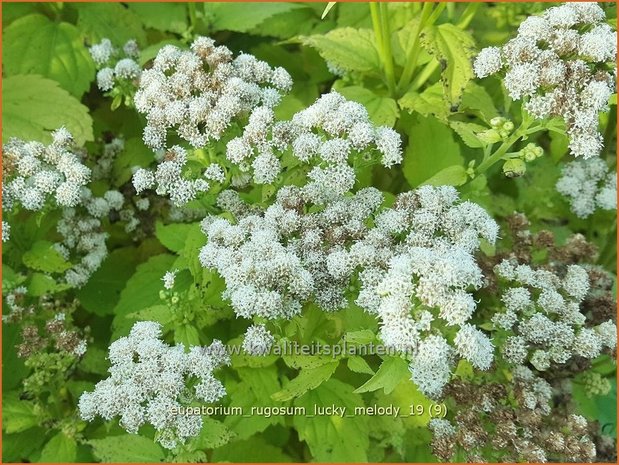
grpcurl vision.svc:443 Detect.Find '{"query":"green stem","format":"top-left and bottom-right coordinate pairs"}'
top-left (370, 3), bottom-right (396, 96)
top-left (476, 120), bottom-right (533, 175)
top-left (188, 2), bottom-right (197, 31)
top-left (396, 2), bottom-right (434, 95)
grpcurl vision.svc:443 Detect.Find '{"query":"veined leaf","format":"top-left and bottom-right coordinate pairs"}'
top-left (421, 23), bottom-right (476, 108)
top-left (272, 361), bottom-right (339, 401)
top-left (88, 435), bottom-right (165, 462)
top-left (3, 14), bottom-right (95, 97)
top-left (3, 75), bottom-right (94, 146)
top-left (354, 356), bottom-right (410, 394)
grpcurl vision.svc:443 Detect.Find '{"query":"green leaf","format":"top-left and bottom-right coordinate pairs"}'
top-left (398, 82), bottom-right (449, 122)
top-left (282, 353), bottom-right (336, 370)
top-left (127, 3), bottom-right (187, 34)
top-left (77, 247), bottom-right (139, 316)
top-left (3, 75), bottom-right (94, 146)
top-left (293, 379), bottom-right (369, 462)
top-left (211, 437), bottom-right (292, 462)
top-left (2, 392), bottom-right (40, 434)
top-left (28, 273), bottom-right (70, 296)
top-left (421, 165), bottom-right (468, 187)
top-left (22, 240), bottom-right (71, 273)
top-left (77, 3), bottom-right (146, 46)
top-left (174, 324), bottom-right (201, 347)
top-left (2, 325), bottom-right (29, 391)
top-left (460, 82), bottom-right (499, 122)
top-left (155, 222), bottom-right (196, 253)
top-left (3, 14), bottom-right (95, 97)
top-left (1, 428), bottom-right (47, 463)
top-left (374, 379), bottom-right (434, 428)
top-left (272, 361), bottom-right (338, 401)
top-left (111, 137), bottom-right (154, 188)
top-left (449, 121), bottom-right (488, 148)
top-left (354, 356), bottom-right (409, 394)
top-left (402, 114), bottom-right (463, 188)
top-left (347, 356), bottom-right (375, 375)
top-left (179, 224), bottom-right (207, 279)
top-left (207, 3), bottom-right (302, 32)
top-left (300, 28), bottom-right (380, 75)
top-left (343, 329), bottom-right (376, 345)
top-left (421, 23), bottom-right (476, 108)
top-left (39, 432), bottom-right (77, 463)
top-left (126, 305), bottom-right (174, 327)
top-left (78, 347), bottom-right (109, 376)
top-left (88, 435), bottom-right (165, 462)
top-left (191, 418), bottom-right (235, 450)
top-left (225, 366), bottom-right (282, 439)
top-left (337, 86), bottom-right (399, 127)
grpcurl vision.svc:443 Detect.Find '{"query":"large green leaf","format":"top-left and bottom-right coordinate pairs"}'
top-left (77, 3), bottom-right (146, 46)
top-left (211, 437), bottom-right (292, 462)
top-left (398, 82), bottom-right (449, 122)
top-left (22, 241), bottom-right (72, 274)
top-left (206, 3), bottom-right (302, 32)
top-left (77, 247), bottom-right (139, 316)
top-left (354, 356), bottom-right (410, 394)
top-left (127, 3), bottom-right (187, 34)
top-left (3, 75), bottom-right (94, 146)
top-left (402, 114), bottom-right (463, 187)
top-left (300, 28), bottom-right (380, 75)
top-left (39, 432), bottom-right (78, 463)
top-left (88, 435), bottom-right (165, 462)
top-left (3, 14), bottom-right (95, 97)
top-left (293, 379), bottom-right (370, 462)
top-left (155, 222), bottom-right (196, 254)
top-left (2, 392), bottom-right (40, 434)
top-left (272, 361), bottom-right (339, 401)
top-left (421, 23), bottom-right (476, 108)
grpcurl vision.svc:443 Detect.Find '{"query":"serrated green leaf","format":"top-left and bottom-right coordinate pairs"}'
top-left (225, 366), bottom-right (282, 439)
top-left (293, 379), bottom-right (369, 462)
top-left (155, 222), bottom-right (196, 253)
top-left (174, 324), bottom-right (201, 347)
top-left (421, 165), bottom-right (468, 187)
top-left (39, 432), bottom-right (77, 463)
top-left (3, 75), bottom-right (94, 146)
top-left (28, 273), bottom-right (70, 296)
top-left (78, 347), bottom-right (109, 376)
top-left (1, 428), bottom-right (47, 463)
top-left (77, 3), bottom-right (146, 46)
top-left (126, 305), bottom-right (174, 326)
top-left (211, 436), bottom-right (292, 462)
top-left (272, 361), bottom-right (338, 401)
top-left (344, 329), bottom-right (376, 345)
top-left (460, 82), bottom-right (499, 122)
top-left (22, 241), bottom-right (71, 274)
top-left (77, 247), bottom-right (139, 316)
top-left (421, 23), bottom-right (476, 108)
top-left (398, 82), bottom-right (449, 122)
top-left (127, 3), bottom-right (187, 34)
top-left (449, 121), bottom-right (488, 148)
top-left (347, 356), bottom-right (375, 375)
top-left (402, 114), bottom-right (463, 188)
top-left (207, 3), bottom-right (302, 33)
top-left (300, 27), bottom-right (380, 75)
top-left (2, 392), bottom-right (40, 434)
top-left (191, 418), bottom-right (235, 450)
top-left (337, 86), bottom-right (399, 127)
top-left (354, 356), bottom-right (409, 394)
top-left (3, 14), bottom-right (95, 97)
top-left (88, 435), bottom-right (165, 462)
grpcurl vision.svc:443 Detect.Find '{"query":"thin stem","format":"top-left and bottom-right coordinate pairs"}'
top-left (370, 3), bottom-right (397, 96)
top-left (476, 119), bottom-right (534, 175)
top-left (396, 2), bottom-right (434, 95)
top-left (188, 2), bottom-right (197, 31)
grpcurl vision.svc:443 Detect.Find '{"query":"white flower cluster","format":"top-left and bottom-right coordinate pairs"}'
top-left (494, 259), bottom-right (616, 370)
top-left (242, 324), bottom-right (275, 356)
top-left (200, 184), bottom-right (497, 398)
top-left (92, 137), bottom-right (125, 180)
top-left (2, 129), bottom-right (92, 226)
top-left (162, 269), bottom-right (178, 290)
top-left (79, 321), bottom-right (230, 449)
top-left (89, 38), bottom-right (141, 92)
top-left (556, 157), bottom-right (617, 218)
top-left (131, 147), bottom-right (226, 206)
top-left (134, 36), bottom-right (291, 150)
top-left (474, 2), bottom-right (616, 158)
top-left (225, 92), bottom-right (402, 195)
